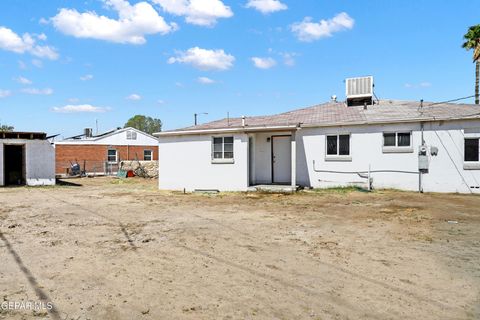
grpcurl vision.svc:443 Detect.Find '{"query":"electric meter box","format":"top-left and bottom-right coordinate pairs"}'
top-left (418, 145), bottom-right (429, 171)
top-left (419, 155), bottom-right (429, 170)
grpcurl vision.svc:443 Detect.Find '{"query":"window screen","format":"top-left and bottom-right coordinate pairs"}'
top-left (223, 137), bottom-right (234, 159)
top-left (107, 149), bottom-right (117, 162)
top-left (339, 135), bottom-right (350, 155)
top-left (397, 133), bottom-right (411, 147)
top-left (212, 137), bottom-right (234, 160)
top-left (327, 135), bottom-right (350, 156)
top-left (465, 138), bottom-right (479, 162)
top-left (327, 136), bottom-right (337, 155)
top-left (144, 150), bottom-right (153, 161)
top-left (383, 133), bottom-right (396, 146)
top-left (383, 132), bottom-right (411, 147)
top-left (213, 137), bottom-right (223, 159)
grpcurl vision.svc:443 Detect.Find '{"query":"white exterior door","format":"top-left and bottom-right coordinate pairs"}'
top-left (272, 136), bottom-right (291, 184)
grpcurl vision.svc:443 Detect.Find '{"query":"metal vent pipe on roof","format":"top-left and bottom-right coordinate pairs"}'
top-left (242, 116), bottom-right (246, 127)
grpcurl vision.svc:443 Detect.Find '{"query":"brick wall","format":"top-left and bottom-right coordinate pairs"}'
top-left (55, 144), bottom-right (158, 174)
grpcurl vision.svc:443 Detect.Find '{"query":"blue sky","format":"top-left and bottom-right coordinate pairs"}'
top-left (0, 0), bottom-right (478, 137)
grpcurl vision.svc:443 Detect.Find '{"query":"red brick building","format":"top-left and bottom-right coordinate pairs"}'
top-left (55, 127), bottom-right (158, 175)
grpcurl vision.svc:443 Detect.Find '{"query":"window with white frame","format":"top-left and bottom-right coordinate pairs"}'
top-left (326, 134), bottom-right (350, 157)
top-left (144, 149), bottom-right (153, 161)
top-left (383, 132), bottom-right (411, 148)
top-left (465, 138), bottom-right (479, 162)
top-left (107, 149), bottom-right (118, 163)
top-left (126, 130), bottom-right (137, 140)
top-left (212, 137), bottom-right (234, 160)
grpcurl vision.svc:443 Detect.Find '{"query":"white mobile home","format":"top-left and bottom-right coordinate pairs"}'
top-left (155, 79), bottom-right (480, 194)
top-left (0, 131), bottom-right (55, 186)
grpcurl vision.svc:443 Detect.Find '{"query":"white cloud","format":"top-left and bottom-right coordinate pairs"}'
top-left (80, 74), bottom-right (94, 81)
top-left (0, 90), bottom-right (11, 98)
top-left (126, 93), bottom-right (142, 100)
top-left (0, 26), bottom-right (59, 59)
top-left (29, 45), bottom-right (59, 60)
top-left (153, 0), bottom-right (233, 27)
top-left (246, 0), bottom-right (287, 14)
top-left (251, 57), bottom-right (276, 69)
top-left (0, 27), bottom-right (34, 53)
top-left (15, 76), bottom-right (32, 85)
top-left (291, 12), bottom-right (354, 42)
top-left (197, 76), bottom-right (215, 84)
top-left (281, 52), bottom-right (297, 66)
top-left (68, 97), bottom-right (80, 103)
top-left (168, 47), bottom-right (235, 71)
top-left (51, 0), bottom-right (177, 45)
top-left (21, 88), bottom-right (54, 95)
top-left (157, 99), bottom-right (166, 104)
top-left (18, 60), bottom-right (27, 70)
top-left (52, 104), bottom-right (108, 113)
top-left (31, 59), bottom-right (43, 68)
top-left (405, 82), bottom-right (432, 89)
top-left (37, 33), bottom-right (47, 41)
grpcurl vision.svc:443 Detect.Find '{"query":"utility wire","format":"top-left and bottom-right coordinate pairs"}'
top-left (416, 95), bottom-right (480, 120)
top-left (450, 130), bottom-right (480, 186)
top-left (426, 95), bottom-right (476, 106)
top-left (433, 130), bottom-right (474, 194)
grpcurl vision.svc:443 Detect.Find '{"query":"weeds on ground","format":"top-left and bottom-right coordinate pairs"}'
top-left (110, 178), bottom-right (139, 185)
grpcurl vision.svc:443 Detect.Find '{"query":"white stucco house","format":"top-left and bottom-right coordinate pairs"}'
top-left (0, 131), bottom-right (55, 186)
top-left (155, 77), bottom-right (480, 194)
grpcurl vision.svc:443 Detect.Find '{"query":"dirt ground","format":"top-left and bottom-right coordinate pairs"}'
top-left (0, 177), bottom-right (479, 320)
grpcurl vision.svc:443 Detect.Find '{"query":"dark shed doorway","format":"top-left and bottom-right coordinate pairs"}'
top-left (4, 144), bottom-right (26, 186)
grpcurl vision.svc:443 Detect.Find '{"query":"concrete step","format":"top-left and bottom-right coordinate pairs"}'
top-left (248, 184), bottom-right (299, 193)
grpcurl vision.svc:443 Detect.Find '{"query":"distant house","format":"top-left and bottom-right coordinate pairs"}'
top-left (0, 131), bottom-right (55, 186)
top-left (155, 77), bottom-right (480, 194)
top-left (55, 127), bottom-right (158, 175)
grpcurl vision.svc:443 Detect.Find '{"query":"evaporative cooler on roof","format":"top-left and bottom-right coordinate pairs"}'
top-left (346, 76), bottom-right (374, 107)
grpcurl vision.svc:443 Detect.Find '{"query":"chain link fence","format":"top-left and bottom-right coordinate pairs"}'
top-left (56, 160), bottom-right (158, 178)
top-left (56, 161), bottom-right (120, 177)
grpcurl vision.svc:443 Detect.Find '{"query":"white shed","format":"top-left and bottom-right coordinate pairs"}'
top-left (0, 132), bottom-right (55, 186)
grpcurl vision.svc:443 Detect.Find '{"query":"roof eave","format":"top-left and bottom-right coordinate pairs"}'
top-left (154, 124), bottom-right (299, 137)
top-left (299, 115), bottom-right (480, 129)
top-left (156, 115), bottom-right (480, 137)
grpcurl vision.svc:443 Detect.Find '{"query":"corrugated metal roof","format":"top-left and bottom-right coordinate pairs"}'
top-left (160, 99), bottom-right (480, 135)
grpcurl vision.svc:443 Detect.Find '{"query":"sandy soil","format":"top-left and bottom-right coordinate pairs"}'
top-left (0, 177), bottom-right (479, 320)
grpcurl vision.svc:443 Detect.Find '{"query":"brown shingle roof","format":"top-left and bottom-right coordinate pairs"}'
top-left (161, 99), bottom-right (480, 135)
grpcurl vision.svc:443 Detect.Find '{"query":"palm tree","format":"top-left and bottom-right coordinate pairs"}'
top-left (462, 25), bottom-right (480, 104)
